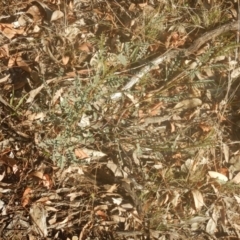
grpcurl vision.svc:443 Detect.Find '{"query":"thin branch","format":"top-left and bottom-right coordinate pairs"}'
top-left (111, 21), bottom-right (239, 100)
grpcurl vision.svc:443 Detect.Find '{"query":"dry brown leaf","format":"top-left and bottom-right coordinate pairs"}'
top-left (234, 195), bottom-right (240, 204)
top-left (149, 102), bottom-right (164, 116)
top-left (111, 215), bottom-right (126, 223)
top-left (138, 2), bottom-right (148, 8)
top-left (27, 70), bottom-right (91, 103)
top-left (94, 205), bottom-right (109, 211)
top-left (26, 4), bottom-right (44, 23)
top-left (160, 192), bottom-right (170, 206)
top-left (67, 191), bottom-right (85, 201)
top-left (26, 75), bottom-right (60, 103)
top-left (172, 153), bottom-right (181, 159)
top-left (219, 168), bottom-right (228, 177)
top-left (16, 55), bottom-right (32, 72)
top-left (28, 233), bottom-right (38, 240)
top-left (36, 197), bottom-right (50, 203)
top-left (0, 169), bottom-right (5, 182)
top-left (78, 42), bottom-right (93, 52)
top-left (12, 164), bottom-right (18, 174)
top-left (107, 161), bottom-right (127, 178)
top-left (23, 187), bottom-right (32, 197)
top-left (138, 109), bottom-right (146, 119)
top-left (0, 44), bottom-right (9, 58)
top-left (171, 190), bottom-right (180, 207)
top-left (30, 203), bottom-right (48, 237)
top-left (170, 122), bottom-right (175, 133)
top-left (16, 15), bottom-right (28, 27)
top-left (48, 213), bottom-right (57, 225)
top-left (231, 66), bottom-right (240, 79)
top-left (206, 218), bottom-right (217, 234)
top-left (0, 155), bottom-right (18, 168)
top-left (129, 3), bottom-right (136, 11)
top-left (95, 210), bottom-right (107, 220)
top-left (165, 31), bottom-right (187, 49)
top-left (133, 149), bottom-right (140, 165)
top-left (51, 87), bottom-right (64, 106)
top-left (0, 23), bottom-right (25, 39)
top-left (231, 172), bottom-right (240, 184)
top-left (107, 184), bottom-right (118, 193)
top-left (45, 206), bottom-right (58, 212)
top-left (68, 0), bottom-right (74, 10)
top-left (27, 84), bottom-right (45, 103)
top-left (192, 189), bottom-right (204, 211)
top-left (149, 42), bottom-right (161, 52)
top-left (82, 148), bottom-right (106, 161)
top-left (51, 10), bottom-right (64, 22)
top-left (31, 0), bottom-right (53, 22)
top-left (65, 69), bottom-right (92, 76)
top-left (26, 111), bottom-right (46, 121)
top-left (30, 171), bottom-right (44, 179)
top-left (75, 148), bottom-right (89, 159)
top-left (0, 74), bottom-right (10, 84)
top-left (121, 203), bottom-right (134, 209)
top-left (8, 53), bottom-right (32, 72)
top-left (8, 55), bottom-right (16, 68)
top-left (22, 187), bottom-right (32, 207)
top-left (43, 174), bottom-right (53, 189)
top-left (62, 55), bottom-right (69, 65)
top-left (222, 143), bottom-right (229, 163)
top-left (199, 123), bottom-right (212, 132)
top-left (217, 113), bottom-right (226, 122)
top-left (195, 44), bottom-right (210, 56)
top-left (112, 197), bottom-right (123, 205)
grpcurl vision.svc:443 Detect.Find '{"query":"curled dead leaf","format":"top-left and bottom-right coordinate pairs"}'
top-left (165, 31), bottom-right (187, 49)
top-left (21, 187), bottom-right (32, 207)
top-left (26, 4), bottom-right (44, 24)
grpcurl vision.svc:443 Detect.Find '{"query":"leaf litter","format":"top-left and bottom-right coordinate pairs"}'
top-left (1, 0), bottom-right (240, 239)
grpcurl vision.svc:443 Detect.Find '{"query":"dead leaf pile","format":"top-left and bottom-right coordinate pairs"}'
top-left (1, 0), bottom-right (240, 239)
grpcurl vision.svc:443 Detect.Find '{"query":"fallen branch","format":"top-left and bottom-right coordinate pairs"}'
top-left (111, 20), bottom-right (239, 100)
